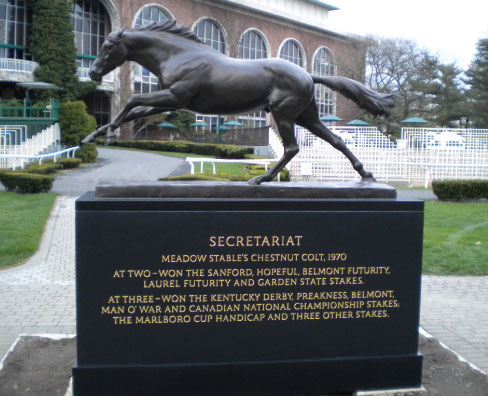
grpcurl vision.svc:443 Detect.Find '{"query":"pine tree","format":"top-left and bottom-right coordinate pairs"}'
top-left (30, 0), bottom-right (95, 101)
top-left (465, 38), bottom-right (488, 127)
top-left (432, 63), bottom-right (466, 127)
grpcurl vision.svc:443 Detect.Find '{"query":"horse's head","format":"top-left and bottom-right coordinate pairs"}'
top-left (89, 29), bottom-right (127, 82)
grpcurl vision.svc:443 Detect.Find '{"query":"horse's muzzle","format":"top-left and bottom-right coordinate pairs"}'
top-left (89, 69), bottom-right (103, 82)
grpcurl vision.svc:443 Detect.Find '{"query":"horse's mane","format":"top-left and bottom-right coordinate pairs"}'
top-left (136, 20), bottom-right (203, 44)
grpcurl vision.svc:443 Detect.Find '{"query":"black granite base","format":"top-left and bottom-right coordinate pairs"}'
top-left (73, 354), bottom-right (422, 396)
top-left (73, 192), bottom-right (422, 395)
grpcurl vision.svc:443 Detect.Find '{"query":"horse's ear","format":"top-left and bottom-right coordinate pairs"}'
top-left (116, 28), bottom-right (126, 41)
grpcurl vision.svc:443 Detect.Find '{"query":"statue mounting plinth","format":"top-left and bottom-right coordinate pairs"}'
top-left (95, 181), bottom-right (397, 199)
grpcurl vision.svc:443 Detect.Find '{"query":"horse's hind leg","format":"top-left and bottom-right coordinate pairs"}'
top-left (296, 102), bottom-right (375, 181)
top-left (248, 116), bottom-right (298, 185)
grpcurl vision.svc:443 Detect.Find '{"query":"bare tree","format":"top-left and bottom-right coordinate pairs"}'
top-left (365, 36), bottom-right (439, 121)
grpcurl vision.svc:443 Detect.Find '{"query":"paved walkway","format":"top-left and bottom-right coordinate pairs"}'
top-left (0, 197), bottom-right (76, 358)
top-left (52, 147), bottom-right (185, 196)
top-left (1, 195), bottom-right (487, 375)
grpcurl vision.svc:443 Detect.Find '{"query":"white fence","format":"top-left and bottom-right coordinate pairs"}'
top-left (280, 126), bottom-right (488, 186)
top-left (2, 146), bottom-right (79, 170)
top-left (0, 123), bottom-right (61, 169)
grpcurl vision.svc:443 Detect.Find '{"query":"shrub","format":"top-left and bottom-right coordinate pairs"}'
top-left (2, 99), bottom-right (23, 117)
top-left (57, 157), bottom-right (82, 169)
top-left (0, 172), bottom-right (54, 193)
top-left (24, 161), bottom-right (63, 175)
top-left (76, 144), bottom-right (98, 163)
top-left (59, 101), bottom-right (98, 162)
top-left (432, 180), bottom-right (488, 201)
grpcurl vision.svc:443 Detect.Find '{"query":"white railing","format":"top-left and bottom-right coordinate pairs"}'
top-left (77, 68), bottom-right (115, 82)
top-left (1, 146), bottom-right (79, 170)
top-left (0, 123), bottom-right (61, 168)
top-left (185, 157), bottom-right (282, 181)
top-left (289, 126), bottom-right (488, 186)
top-left (0, 58), bottom-right (38, 73)
top-left (401, 127), bottom-right (488, 150)
top-left (0, 125), bottom-right (28, 168)
top-left (268, 128), bottom-right (284, 160)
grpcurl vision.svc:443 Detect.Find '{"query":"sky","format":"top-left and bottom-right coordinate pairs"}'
top-left (326, 0), bottom-right (488, 70)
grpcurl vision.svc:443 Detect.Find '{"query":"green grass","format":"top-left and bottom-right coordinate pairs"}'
top-left (190, 161), bottom-right (250, 177)
top-left (423, 202), bottom-right (488, 275)
top-left (0, 191), bottom-right (57, 269)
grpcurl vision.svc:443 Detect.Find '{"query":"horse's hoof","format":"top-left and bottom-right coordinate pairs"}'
top-left (248, 177), bottom-right (262, 185)
top-left (362, 172), bottom-right (376, 183)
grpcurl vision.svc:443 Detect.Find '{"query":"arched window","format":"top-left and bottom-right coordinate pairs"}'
top-left (193, 19), bottom-right (226, 130)
top-left (71, 0), bottom-right (110, 70)
top-left (313, 47), bottom-right (336, 118)
top-left (279, 39), bottom-right (304, 67)
top-left (238, 30), bottom-right (267, 60)
top-left (194, 18), bottom-right (225, 53)
top-left (0, 0), bottom-right (33, 60)
top-left (238, 30), bottom-right (269, 128)
top-left (132, 6), bottom-right (171, 94)
top-left (135, 5), bottom-right (168, 27)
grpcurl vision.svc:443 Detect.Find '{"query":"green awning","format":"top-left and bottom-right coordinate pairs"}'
top-left (223, 121), bottom-right (243, 127)
top-left (156, 121), bottom-right (176, 128)
top-left (17, 82), bottom-right (63, 90)
top-left (346, 119), bottom-right (370, 126)
top-left (320, 115), bottom-right (343, 122)
top-left (401, 117), bottom-right (428, 124)
top-left (191, 121), bottom-right (208, 127)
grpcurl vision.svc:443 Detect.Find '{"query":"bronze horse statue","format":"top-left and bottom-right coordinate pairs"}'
top-left (83, 20), bottom-right (393, 185)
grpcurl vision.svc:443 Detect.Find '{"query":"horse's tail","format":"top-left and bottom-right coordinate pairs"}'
top-left (312, 75), bottom-right (394, 117)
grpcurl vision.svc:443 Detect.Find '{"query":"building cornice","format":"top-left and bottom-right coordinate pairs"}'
top-left (195, 0), bottom-right (357, 44)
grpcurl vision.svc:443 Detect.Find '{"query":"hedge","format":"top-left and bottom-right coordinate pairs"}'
top-left (24, 161), bottom-right (63, 175)
top-left (98, 139), bottom-right (253, 159)
top-left (432, 180), bottom-right (488, 201)
top-left (0, 172), bottom-right (54, 193)
top-left (57, 157), bottom-right (82, 169)
top-left (76, 144), bottom-right (98, 163)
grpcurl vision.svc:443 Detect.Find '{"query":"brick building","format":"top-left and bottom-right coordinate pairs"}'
top-left (0, 0), bottom-right (365, 134)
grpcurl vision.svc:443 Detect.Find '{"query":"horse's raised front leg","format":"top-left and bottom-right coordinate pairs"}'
top-left (248, 117), bottom-right (298, 185)
top-left (111, 89), bottom-right (186, 130)
top-left (82, 106), bottom-right (169, 145)
top-left (84, 89), bottom-right (188, 145)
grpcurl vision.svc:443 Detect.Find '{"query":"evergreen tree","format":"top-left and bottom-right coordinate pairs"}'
top-left (166, 111), bottom-right (196, 131)
top-left (30, 0), bottom-right (95, 101)
top-left (432, 63), bottom-right (466, 127)
top-left (465, 38), bottom-right (488, 127)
